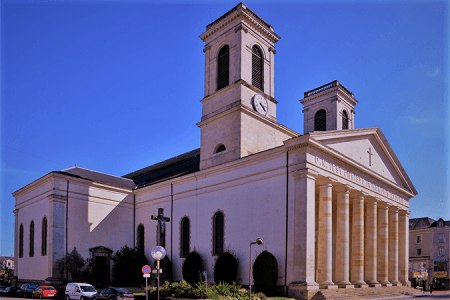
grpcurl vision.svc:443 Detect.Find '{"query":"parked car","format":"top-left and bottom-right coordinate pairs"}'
top-left (51, 284), bottom-right (66, 298)
top-left (0, 286), bottom-right (6, 292)
top-left (1, 286), bottom-right (20, 297)
top-left (93, 288), bottom-right (133, 300)
top-left (18, 283), bottom-right (40, 298)
top-left (65, 283), bottom-right (97, 300)
top-left (32, 286), bottom-right (57, 299)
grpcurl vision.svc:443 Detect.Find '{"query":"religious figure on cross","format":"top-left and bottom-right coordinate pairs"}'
top-left (151, 208), bottom-right (170, 247)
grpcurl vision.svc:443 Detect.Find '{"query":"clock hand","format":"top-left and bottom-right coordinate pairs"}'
top-left (259, 103), bottom-right (266, 111)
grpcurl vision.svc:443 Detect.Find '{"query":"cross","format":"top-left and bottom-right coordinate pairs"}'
top-left (151, 208), bottom-right (170, 248)
top-left (367, 147), bottom-right (373, 166)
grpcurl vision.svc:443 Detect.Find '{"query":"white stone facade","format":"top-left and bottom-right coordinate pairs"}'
top-left (12, 3), bottom-right (417, 299)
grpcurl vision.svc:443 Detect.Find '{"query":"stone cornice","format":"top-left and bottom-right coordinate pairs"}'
top-left (200, 4), bottom-right (280, 44)
top-left (283, 134), bottom-right (416, 201)
top-left (300, 84), bottom-right (358, 107)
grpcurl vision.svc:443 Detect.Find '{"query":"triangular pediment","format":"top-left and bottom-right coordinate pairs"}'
top-left (309, 128), bottom-right (417, 196)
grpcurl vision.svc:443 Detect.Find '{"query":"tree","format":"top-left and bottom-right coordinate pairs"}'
top-left (66, 247), bottom-right (87, 282)
top-left (112, 245), bottom-right (149, 286)
top-left (214, 252), bottom-right (238, 284)
top-left (182, 251), bottom-right (203, 286)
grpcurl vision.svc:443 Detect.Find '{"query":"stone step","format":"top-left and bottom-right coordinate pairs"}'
top-left (311, 286), bottom-right (423, 300)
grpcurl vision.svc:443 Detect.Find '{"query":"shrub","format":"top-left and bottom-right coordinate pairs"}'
top-left (252, 250), bottom-right (278, 294)
top-left (214, 252), bottom-right (238, 284)
top-left (182, 251), bottom-right (203, 286)
top-left (112, 245), bottom-right (149, 286)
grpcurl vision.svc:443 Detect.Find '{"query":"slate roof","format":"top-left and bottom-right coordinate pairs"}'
top-left (59, 166), bottom-right (136, 190)
top-left (409, 217), bottom-right (436, 230)
top-left (123, 149), bottom-right (200, 188)
top-left (429, 218), bottom-right (450, 228)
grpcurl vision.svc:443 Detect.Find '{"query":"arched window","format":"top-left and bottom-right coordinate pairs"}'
top-left (181, 217), bottom-right (190, 257)
top-left (252, 45), bottom-right (263, 92)
top-left (213, 212), bottom-right (224, 255)
top-left (215, 144), bottom-right (226, 153)
top-left (217, 45), bottom-right (230, 91)
top-left (314, 109), bottom-right (326, 131)
top-left (342, 110), bottom-right (349, 130)
top-left (41, 217), bottom-right (47, 256)
top-left (19, 224), bottom-right (24, 258)
top-left (137, 224), bottom-right (144, 255)
top-left (29, 221), bottom-right (34, 257)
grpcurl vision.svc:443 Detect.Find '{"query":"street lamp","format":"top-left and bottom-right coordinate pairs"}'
top-left (151, 246), bottom-right (166, 300)
top-left (249, 238), bottom-right (264, 300)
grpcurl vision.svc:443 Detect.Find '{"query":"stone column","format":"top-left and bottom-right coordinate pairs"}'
top-left (288, 169), bottom-right (319, 299)
top-left (398, 210), bottom-right (411, 286)
top-left (389, 207), bottom-right (401, 285)
top-left (335, 189), bottom-right (352, 288)
top-left (351, 194), bottom-right (367, 287)
top-left (317, 180), bottom-right (336, 288)
top-left (377, 203), bottom-right (391, 286)
top-left (365, 199), bottom-right (380, 286)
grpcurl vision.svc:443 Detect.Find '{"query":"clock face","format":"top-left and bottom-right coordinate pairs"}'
top-left (252, 94), bottom-right (268, 116)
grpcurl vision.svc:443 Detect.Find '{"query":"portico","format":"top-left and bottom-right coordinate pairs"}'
top-left (285, 125), bottom-right (416, 298)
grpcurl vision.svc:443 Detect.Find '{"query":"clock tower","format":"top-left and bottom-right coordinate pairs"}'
top-left (197, 3), bottom-right (297, 170)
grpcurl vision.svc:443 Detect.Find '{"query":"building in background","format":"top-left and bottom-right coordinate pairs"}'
top-left (409, 217), bottom-right (449, 290)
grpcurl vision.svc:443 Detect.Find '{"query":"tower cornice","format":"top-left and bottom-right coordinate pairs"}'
top-left (200, 3), bottom-right (280, 44)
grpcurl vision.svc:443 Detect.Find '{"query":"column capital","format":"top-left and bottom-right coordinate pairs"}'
top-left (317, 177), bottom-right (338, 186)
top-left (377, 201), bottom-right (390, 209)
top-left (13, 209), bottom-right (19, 216)
top-left (399, 210), bottom-right (411, 216)
top-left (47, 194), bottom-right (67, 203)
top-left (389, 206), bottom-right (400, 213)
top-left (292, 168), bottom-right (318, 180)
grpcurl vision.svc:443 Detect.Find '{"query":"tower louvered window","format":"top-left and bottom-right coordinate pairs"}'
top-left (252, 45), bottom-right (263, 92)
top-left (314, 109), bottom-right (326, 131)
top-left (342, 110), bottom-right (349, 130)
top-left (217, 45), bottom-right (230, 91)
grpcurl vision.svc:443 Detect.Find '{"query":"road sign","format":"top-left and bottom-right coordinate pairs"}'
top-left (143, 274), bottom-right (150, 278)
top-left (142, 265), bottom-right (151, 274)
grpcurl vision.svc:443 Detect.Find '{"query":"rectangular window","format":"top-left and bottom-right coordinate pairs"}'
top-left (416, 248), bottom-right (422, 256)
top-left (417, 235), bottom-right (422, 243)
top-left (439, 247), bottom-right (444, 256)
top-left (439, 234), bottom-right (444, 243)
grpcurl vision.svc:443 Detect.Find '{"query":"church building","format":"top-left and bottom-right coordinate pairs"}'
top-left (13, 3), bottom-right (417, 299)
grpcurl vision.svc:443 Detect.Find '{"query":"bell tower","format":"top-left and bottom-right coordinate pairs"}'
top-left (300, 80), bottom-right (358, 134)
top-left (197, 3), bottom-right (296, 170)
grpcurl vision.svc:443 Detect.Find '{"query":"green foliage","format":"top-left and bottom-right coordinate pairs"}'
top-left (214, 252), bottom-right (239, 284)
top-left (148, 280), bottom-right (261, 300)
top-left (182, 251), bottom-right (203, 286)
top-left (66, 247), bottom-right (86, 281)
top-left (112, 245), bottom-right (149, 286)
top-left (252, 250), bottom-right (278, 294)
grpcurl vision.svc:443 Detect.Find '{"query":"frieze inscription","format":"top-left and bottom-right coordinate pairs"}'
top-left (313, 156), bottom-right (404, 203)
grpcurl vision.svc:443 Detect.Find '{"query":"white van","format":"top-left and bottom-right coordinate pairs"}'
top-left (65, 283), bottom-right (97, 300)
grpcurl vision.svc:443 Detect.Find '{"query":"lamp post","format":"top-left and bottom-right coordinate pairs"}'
top-left (151, 246), bottom-right (166, 300)
top-left (249, 238), bottom-right (264, 300)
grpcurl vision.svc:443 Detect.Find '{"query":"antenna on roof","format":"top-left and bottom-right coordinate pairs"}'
top-left (75, 164), bottom-right (77, 167)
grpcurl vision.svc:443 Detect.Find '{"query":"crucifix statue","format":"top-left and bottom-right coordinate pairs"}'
top-left (151, 208), bottom-right (170, 248)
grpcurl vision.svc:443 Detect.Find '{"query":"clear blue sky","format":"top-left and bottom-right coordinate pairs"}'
top-left (1, 0), bottom-right (448, 256)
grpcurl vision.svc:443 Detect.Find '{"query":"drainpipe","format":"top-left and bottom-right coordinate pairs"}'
top-left (171, 183), bottom-right (173, 263)
top-left (66, 180), bottom-right (69, 282)
top-left (133, 194), bottom-right (136, 249)
top-left (284, 151), bottom-right (289, 295)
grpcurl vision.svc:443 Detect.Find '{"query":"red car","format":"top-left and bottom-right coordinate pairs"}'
top-left (32, 286), bottom-right (57, 298)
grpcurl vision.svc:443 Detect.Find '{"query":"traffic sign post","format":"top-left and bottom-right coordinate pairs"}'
top-left (142, 265), bottom-right (151, 300)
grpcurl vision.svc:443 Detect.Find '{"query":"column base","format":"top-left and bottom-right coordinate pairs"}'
top-left (391, 282), bottom-right (402, 287)
top-left (369, 283), bottom-right (382, 287)
top-left (319, 283), bottom-right (338, 289)
top-left (379, 280), bottom-right (392, 287)
top-left (337, 283), bottom-right (355, 289)
top-left (401, 280), bottom-right (411, 287)
top-left (351, 280), bottom-right (367, 288)
top-left (288, 282), bottom-right (319, 299)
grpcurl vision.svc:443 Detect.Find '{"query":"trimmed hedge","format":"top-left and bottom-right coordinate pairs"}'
top-left (213, 252), bottom-right (238, 284)
top-left (182, 251), bottom-right (203, 286)
top-left (253, 250), bottom-right (278, 294)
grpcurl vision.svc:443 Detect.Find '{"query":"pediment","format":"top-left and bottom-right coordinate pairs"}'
top-left (309, 128), bottom-right (417, 196)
